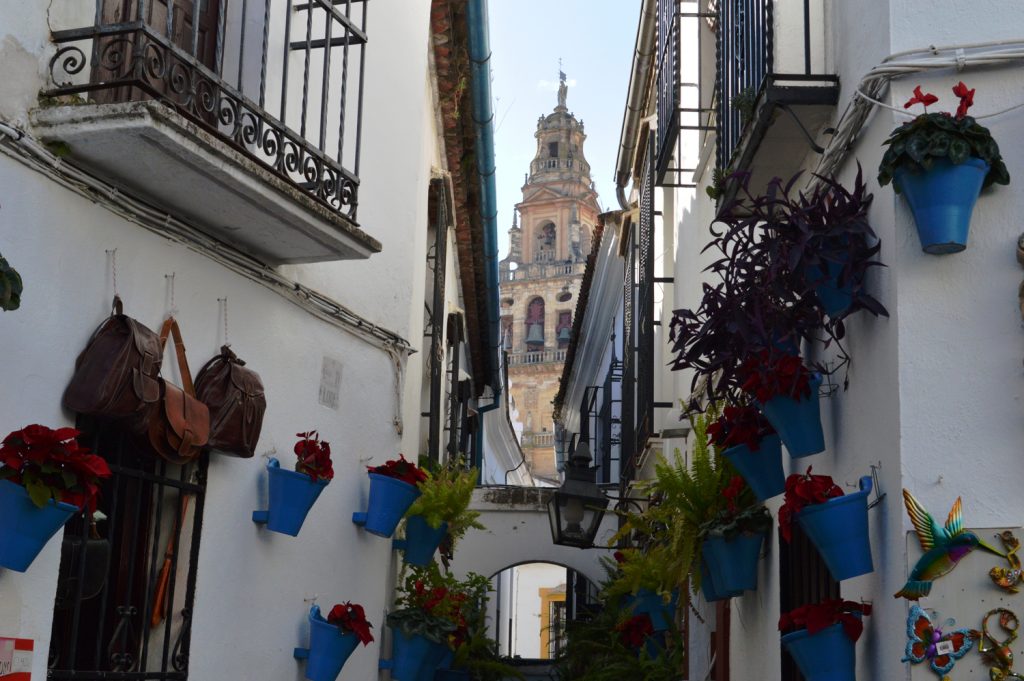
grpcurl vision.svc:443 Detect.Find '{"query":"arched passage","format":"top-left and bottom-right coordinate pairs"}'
top-left (450, 486), bottom-right (615, 588)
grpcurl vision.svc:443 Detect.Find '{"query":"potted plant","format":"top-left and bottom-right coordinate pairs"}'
top-left (252, 431), bottom-right (333, 536)
top-left (0, 424), bottom-right (111, 571)
top-left (709, 404), bottom-right (783, 500)
top-left (436, 573), bottom-right (518, 681)
top-left (293, 602), bottom-right (373, 681)
top-left (740, 352), bottom-right (824, 458)
top-left (398, 459), bottom-right (484, 566)
top-left (0, 251), bottom-right (22, 311)
top-left (879, 82), bottom-right (1010, 254)
top-left (699, 474), bottom-right (772, 595)
top-left (352, 455), bottom-right (427, 538)
top-left (778, 468), bottom-right (874, 581)
top-left (605, 548), bottom-right (679, 632)
top-left (384, 565), bottom-right (483, 681)
top-left (779, 599), bottom-right (872, 681)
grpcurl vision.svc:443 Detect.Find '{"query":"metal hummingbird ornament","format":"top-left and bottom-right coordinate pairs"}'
top-left (989, 531), bottom-right (1024, 594)
top-left (895, 489), bottom-right (1005, 600)
top-left (902, 605), bottom-right (977, 680)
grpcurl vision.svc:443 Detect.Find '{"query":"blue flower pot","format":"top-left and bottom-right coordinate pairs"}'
top-left (723, 434), bottom-right (784, 501)
top-left (293, 605), bottom-right (360, 681)
top-left (417, 639), bottom-right (451, 681)
top-left (0, 479), bottom-right (78, 572)
top-left (895, 157), bottom-right (988, 255)
top-left (629, 588), bottom-right (679, 632)
top-left (352, 474), bottom-right (421, 538)
top-left (782, 621), bottom-right (856, 681)
top-left (797, 475), bottom-right (873, 581)
top-left (398, 516), bottom-right (448, 566)
top-left (385, 629), bottom-right (446, 681)
top-left (805, 259), bottom-right (856, 318)
top-left (434, 669), bottom-right (471, 681)
top-left (761, 373), bottom-right (825, 458)
top-left (643, 631), bottom-right (666, 659)
top-left (702, 532), bottom-right (765, 593)
top-left (252, 458), bottom-right (329, 536)
top-left (699, 559), bottom-right (740, 602)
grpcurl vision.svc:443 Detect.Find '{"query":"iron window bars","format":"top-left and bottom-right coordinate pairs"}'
top-left (49, 421), bottom-right (208, 681)
top-left (46, 0), bottom-right (368, 222)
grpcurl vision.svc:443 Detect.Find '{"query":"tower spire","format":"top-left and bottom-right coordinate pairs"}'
top-left (557, 60), bottom-right (568, 110)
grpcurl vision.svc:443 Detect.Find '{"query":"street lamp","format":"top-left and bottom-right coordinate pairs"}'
top-left (547, 443), bottom-right (609, 549)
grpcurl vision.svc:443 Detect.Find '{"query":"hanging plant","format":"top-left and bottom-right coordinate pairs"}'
top-left (709, 405), bottom-right (784, 501)
top-left (879, 82), bottom-right (1010, 254)
top-left (353, 454), bottom-right (427, 538)
top-left (0, 252), bottom-right (23, 311)
top-left (779, 599), bottom-right (872, 642)
top-left (251, 431), bottom-right (334, 536)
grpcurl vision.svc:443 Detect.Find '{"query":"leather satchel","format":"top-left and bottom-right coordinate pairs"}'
top-left (195, 345), bottom-right (266, 458)
top-left (64, 296), bottom-right (162, 418)
top-left (145, 318), bottom-right (209, 464)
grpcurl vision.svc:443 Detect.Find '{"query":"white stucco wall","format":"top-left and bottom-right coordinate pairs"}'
top-left (503, 563), bottom-right (566, 659)
top-left (0, 2), bottom-right (460, 680)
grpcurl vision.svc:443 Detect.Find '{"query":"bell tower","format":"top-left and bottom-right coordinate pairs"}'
top-left (499, 72), bottom-right (601, 482)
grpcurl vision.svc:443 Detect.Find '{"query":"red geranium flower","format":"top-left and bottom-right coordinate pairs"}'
top-left (722, 475), bottom-right (747, 514)
top-left (904, 85), bottom-right (938, 110)
top-left (739, 352), bottom-right (813, 404)
top-left (779, 599), bottom-right (872, 642)
top-left (327, 602), bottom-right (375, 646)
top-left (368, 454), bottom-right (428, 487)
top-left (952, 81), bottom-right (975, 119)
top-left (616, 613), bottom-right (654, 649)
top-left (295, 431), bottom-right (334, 482)
top-left (707, 405), bottom-right (776, 451)
top-left (777, 467), bottom-right (844, 542)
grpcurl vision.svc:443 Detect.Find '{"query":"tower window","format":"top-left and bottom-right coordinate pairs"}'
top-left (548, 142), bottom-right (559, 158)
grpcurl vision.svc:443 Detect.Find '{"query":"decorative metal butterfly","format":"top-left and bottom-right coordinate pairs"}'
top-left (902, 605), bottom-right (977, 679)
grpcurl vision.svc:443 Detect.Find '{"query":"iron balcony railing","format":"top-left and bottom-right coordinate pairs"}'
top-left (507, 349), bottom-right (567, 366)
top-left (46, 0), bottom-right (367, 222)
top-left (716, 0), bottom-right (772, 171)
top-left (500, 261), bottom-right (585, 282)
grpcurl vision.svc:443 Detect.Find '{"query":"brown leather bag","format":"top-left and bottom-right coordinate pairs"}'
top-left (64, 296), bottom-right (162, 418)
top-left (194, 345), bottom-right (266, 458)
top-left (144, 318), bottom-right (210, 464)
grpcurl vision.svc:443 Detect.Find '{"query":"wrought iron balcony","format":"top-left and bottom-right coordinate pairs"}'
top-left (40, 0), bottom-right (377, 264)
top-left (714, 0), bottom-right (839, 190)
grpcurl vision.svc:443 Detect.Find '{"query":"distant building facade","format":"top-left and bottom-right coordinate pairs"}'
top-left (500, 76), bottom-right (600, 481)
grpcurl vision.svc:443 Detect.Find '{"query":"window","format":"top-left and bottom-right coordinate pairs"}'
top-left (556, 311), bottom-right (572, 349)
top-left (48, 421), bottom-right (208, 681)
top-left (780, 524), bottom-right (840, 681)
top-left (525, 297), bottom-right (545, 350)
top-left (548, 142), bottom-right (559, 158)
top-left (547, 599), bottom-right (567, 658)
top-left (536, 222), bottom-right (557, 263)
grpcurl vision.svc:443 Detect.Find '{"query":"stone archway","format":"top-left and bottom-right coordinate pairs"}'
top-left (450, 486), bottom-right (615, 587)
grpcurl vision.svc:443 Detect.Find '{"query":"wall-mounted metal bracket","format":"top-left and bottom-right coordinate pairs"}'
top-left (867, 462), bottom-right (886, 510)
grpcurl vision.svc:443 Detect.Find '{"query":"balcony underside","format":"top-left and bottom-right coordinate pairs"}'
top-left (32, 101), bottom-right (380, 265)
top-left (726, 75), bottom-right (840, 198)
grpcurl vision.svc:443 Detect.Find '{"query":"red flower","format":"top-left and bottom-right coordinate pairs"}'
top-left (616, 614), bottom-right (654, 648)
top-left (739, 352), bottom-right (813, 404)
top-left (722, 475), bottom-right (747, 514)
top-left (327, 602), bottom-right (375, 646)
top-left (368, 454), bottom-right (428, 487)
top-left (952, 81), bottom-right (975, 119)
top-left (779, 600), bottom-right (872, 642)
top-left (707, 405), bottom-right (776, 451)
top-left (295, 431), bottom-right (334, 482)
top-left (904, 85), bottom-right (938, 110)
top-left (0, 424), bottom-right (111, 512)
top-left (777, 467), bottom-right (844, 541)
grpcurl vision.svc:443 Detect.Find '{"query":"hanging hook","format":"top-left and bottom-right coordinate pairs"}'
top-left (106, 248), bottom-right (119, 297)
top-left (867, 461), bottom-right (886, 509)
top-left (217, 297), bottom-right (230, 347)
top-left (165, 273), bottom-right (178, 317)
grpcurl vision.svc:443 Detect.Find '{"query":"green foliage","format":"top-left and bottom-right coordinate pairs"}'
top-left (705, 167), bottom-right (728, 201)
top-left (406, 459), bottom-right (485, 554)
top-left (554, 599), bottom-right (686, 681)
top-left (878, 112), bottom-right (1010, 191)
top-left (601, 545), bottom-right (676, 601)
top-left (0, 252), bottom-right (22, 311)
top-left (731, 86), bottom-right (757, 125)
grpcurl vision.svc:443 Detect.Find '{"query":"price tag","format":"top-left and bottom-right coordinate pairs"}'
top-left (935, 640), bottom-right (955, 656)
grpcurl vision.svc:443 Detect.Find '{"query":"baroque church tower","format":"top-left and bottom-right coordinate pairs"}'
top-left (499, 74), bottom-right (601, 481)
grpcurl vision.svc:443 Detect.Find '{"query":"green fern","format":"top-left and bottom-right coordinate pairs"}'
top-left (405, 459), bottom-right (485, 554)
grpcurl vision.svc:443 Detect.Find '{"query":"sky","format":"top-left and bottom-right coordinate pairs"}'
top-left (488, 1), bottom-right (641, 258)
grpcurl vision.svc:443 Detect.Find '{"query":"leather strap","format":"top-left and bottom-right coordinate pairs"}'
top-left (112, 295), bottom-right (123, 316)
top-left (158, 317), bottom-right (197, 397)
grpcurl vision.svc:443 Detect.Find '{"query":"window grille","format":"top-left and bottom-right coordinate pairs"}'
top-left (48, 421), bottom-right (208, 681)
